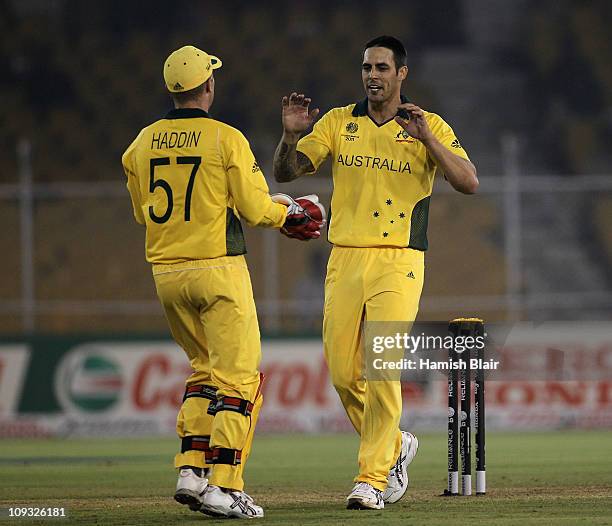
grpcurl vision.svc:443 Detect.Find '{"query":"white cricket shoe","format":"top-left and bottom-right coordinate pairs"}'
top-left (346, 482), bottom-right (384, 510)
top-left (174, 467), bottom-right (209, 511)
top-left (200, 484), bottom-right (264, 519)
top-left (383, 431), bottom-right (419, 504)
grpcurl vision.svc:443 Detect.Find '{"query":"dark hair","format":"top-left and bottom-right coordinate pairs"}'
top-left (364, 35), bottom-right (407, 71)
top-left (171, 81), bottom-right (207, 105)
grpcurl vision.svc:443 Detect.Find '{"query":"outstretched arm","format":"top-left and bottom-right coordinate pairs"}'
top-left (273, 93), bottom-right (319, 182)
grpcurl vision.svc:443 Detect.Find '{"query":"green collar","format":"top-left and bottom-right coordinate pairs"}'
top-left (351, 94), bottom-right (410, 117)
top-left (164, 108), bottom-right (210, 119)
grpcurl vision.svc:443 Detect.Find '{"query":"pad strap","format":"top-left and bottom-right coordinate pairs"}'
top-left (207, 396), bottom-right (254, 417)
top-left (181, 435), bottom-right (213, 462)
top-left (211, 447), bottom-right (242, 465)
top-left (183, 384), bottom-right (217, 402)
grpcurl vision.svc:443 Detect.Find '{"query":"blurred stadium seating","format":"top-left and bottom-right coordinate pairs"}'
top-left (0, 0), bottom-right (611, 334)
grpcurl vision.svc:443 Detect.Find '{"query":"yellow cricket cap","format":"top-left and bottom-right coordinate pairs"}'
top-left (163, 45), bottom-right (222, 93)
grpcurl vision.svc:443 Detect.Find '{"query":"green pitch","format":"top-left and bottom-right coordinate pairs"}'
top-left (1, 431), bottom-right (611, 525)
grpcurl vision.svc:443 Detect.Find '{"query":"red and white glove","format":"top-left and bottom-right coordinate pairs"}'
top-left (271, 193), bottom-right (327, 241)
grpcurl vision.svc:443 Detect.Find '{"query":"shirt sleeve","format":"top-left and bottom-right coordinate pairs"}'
top-left (224, 130), bottom-right (288, 228)
top-left (296, 110), bottom-right (334, 171)
top-left (122, 135), bottom-right (146, 225)
top-left (429, 114), bottom-right (470, 162)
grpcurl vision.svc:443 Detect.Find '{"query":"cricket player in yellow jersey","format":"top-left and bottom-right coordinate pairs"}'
top-left (273, 35), bottom-right (479, 510)
top-left (122, 45), bottom-right (324, 519)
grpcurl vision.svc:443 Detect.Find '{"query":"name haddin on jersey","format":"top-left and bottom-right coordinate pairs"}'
top-left (150, 131), bottom-right (201, 149)
top-left (122, 108), bottom-right (287, 264)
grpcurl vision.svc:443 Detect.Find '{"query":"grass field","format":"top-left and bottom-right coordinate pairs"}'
top-left (1, 431), bottom-right (611, 525)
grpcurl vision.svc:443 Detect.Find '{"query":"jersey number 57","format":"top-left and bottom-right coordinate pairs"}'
top-left (149, 156), bottom-right (201, 223)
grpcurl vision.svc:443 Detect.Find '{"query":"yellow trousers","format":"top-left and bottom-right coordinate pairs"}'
top-left (323, 246), bottom-right (424, 491)
top-left (153, 255), bottom-right (262, 491)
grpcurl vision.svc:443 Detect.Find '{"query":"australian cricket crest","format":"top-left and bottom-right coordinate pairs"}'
top-left (346, 122), bottom-right (359, 134)
top-left (395, 129), bottom-right (415, 143)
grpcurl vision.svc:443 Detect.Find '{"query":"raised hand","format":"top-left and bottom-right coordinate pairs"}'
top-left (281, 92), bottom-right (320, 136)
top-left (395, 103), bottom-right (434, 143)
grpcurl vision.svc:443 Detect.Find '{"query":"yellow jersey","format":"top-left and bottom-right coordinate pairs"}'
top-left (297, 97), bottom-right (470, 249)
top-left (122, 108), bottom-right (287, 264)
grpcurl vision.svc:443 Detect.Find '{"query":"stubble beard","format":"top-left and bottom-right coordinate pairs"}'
top-left (367, 86), bottom-right (397, 112)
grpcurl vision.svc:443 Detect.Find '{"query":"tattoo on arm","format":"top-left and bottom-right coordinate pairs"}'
top-left (273, 141), bottom-right (315, 182)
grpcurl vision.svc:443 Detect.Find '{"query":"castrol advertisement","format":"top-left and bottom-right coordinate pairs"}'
top-left (0, 324), bottom-right (611, 437)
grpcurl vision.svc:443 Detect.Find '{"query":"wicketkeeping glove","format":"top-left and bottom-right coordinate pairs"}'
top-left (271, 193), bottom-right (327, 241)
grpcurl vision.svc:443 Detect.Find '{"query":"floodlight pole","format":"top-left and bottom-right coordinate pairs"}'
top-left (18, 138), bottom-right (35, 333)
